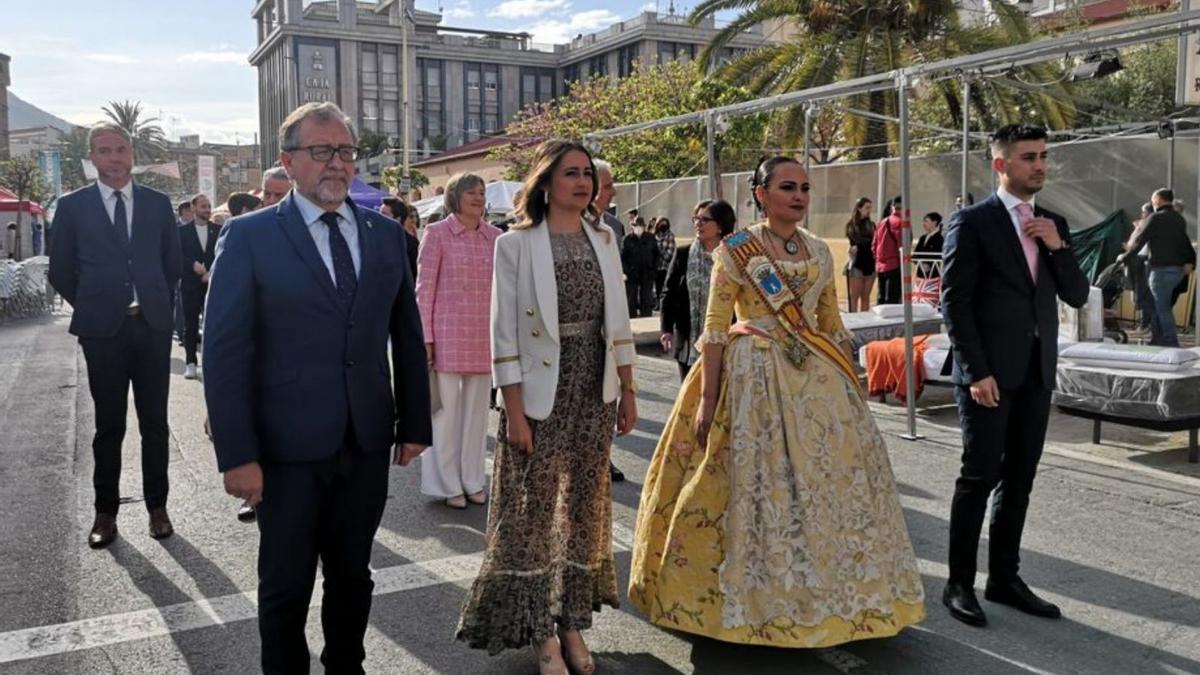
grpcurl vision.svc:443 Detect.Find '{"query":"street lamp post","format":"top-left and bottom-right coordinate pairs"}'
top-left (400, 2), bottom-right (412, 196)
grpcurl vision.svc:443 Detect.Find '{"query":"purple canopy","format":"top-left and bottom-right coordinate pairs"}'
top-left (349, 177), bottom-right (390, 210)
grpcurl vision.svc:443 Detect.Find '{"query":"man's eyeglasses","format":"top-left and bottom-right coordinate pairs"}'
top-left (285, 145), bottom-right (360, 162)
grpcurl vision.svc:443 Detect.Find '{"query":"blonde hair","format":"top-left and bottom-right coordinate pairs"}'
top-left (512, 139), bottom-right (605, 239)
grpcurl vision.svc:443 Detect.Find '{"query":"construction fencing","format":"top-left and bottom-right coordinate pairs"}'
top-left (615, 133), bottom-right (1199, 243)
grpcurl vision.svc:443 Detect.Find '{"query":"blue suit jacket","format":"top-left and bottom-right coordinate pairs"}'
top-left (202, 192), bottom-right (432, 471)
top-left (48, 183), bottom-right (181, 338)
top-left (942, 193), bottom-right (1090, 390)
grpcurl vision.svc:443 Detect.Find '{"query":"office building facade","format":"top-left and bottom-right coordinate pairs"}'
top-left (248, 0), bottom-right (768, 170)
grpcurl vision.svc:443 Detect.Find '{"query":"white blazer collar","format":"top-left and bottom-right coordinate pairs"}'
top-left (531, 222), bottom-right (560, 344)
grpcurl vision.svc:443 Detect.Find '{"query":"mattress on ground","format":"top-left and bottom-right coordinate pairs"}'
top-left (1052, 364), bottom-right (1200, 421)
top-left (842, 311), bottom-right (943, 355)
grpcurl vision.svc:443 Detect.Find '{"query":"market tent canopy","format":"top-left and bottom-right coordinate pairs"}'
top-left (410, 181), bottom-right (523, 221)
top-left (0, 187), bottom-right (45, 216)
top-left (349, 177), bottom-right (391, 210)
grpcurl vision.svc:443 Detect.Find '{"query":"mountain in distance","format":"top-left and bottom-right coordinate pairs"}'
top-left (8, 90), bottom-right (77, 133)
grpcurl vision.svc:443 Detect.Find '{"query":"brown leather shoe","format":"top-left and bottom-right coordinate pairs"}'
top-left (88, 513), bottom-right (118, 549)
top-left (148, 508), bottom-right (174, 540)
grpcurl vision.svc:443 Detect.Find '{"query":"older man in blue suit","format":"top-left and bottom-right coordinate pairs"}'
top-left (49, 121), bottom-right (182, 549)
top-left (202, 102), bottom-right (430, 674)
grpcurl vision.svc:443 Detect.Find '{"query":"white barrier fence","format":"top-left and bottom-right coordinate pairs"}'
top-left (0, 256), bottom-right (53, 320)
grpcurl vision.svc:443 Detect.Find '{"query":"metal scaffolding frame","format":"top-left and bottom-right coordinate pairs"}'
top-left (585, 9), bottom-right (1200, 439)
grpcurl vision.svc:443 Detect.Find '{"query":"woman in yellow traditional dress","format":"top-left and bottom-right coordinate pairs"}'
top-left (629, 156), bottom-right (926, 647)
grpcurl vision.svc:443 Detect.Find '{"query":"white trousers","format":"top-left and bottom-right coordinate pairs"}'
top-left (421, 371), bottom-right (491, 498)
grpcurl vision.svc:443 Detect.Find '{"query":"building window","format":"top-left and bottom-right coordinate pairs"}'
top-left (380, 46), bottom-right (398, 86)
top-left (417, 57), bottom-right (445, 149)
top-left (362, 44), bottom-right (378, 86)
top-left (520, 67), bottom-right (556, 107)
top-left (484, 71), bottom-right (498, 91)
top-left (618, 44), bottom-right (637, 78)
top-left (362, 99), bottom-right (379, 127)
top-left (467, 69), bottom-right (481, 90)
top-left (484, 116), bottom-right (498, 133)
top-left (658, 41), bottom-right (696, 64)
top-left (564, 63), bottom-right (579, 88)
top-left (589, 54), bottom-right (607, 78)
top-left (522, 73), bottom-right (536, 103)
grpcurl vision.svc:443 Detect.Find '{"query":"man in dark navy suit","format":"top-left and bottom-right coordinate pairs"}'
top-left (48, 121), bottom-right (182, 548)
top-left (941, 124), bottom-right (1090, 628)
top-left (178, 193), bottom-right (219, 379)
top-left (203, 102), bottom-right (431, 674)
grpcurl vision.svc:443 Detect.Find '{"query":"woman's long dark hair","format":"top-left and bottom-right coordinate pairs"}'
top-left (512, 140), bottom-right (601, 235)
top-left (845, 196), bottom-right (874, 241)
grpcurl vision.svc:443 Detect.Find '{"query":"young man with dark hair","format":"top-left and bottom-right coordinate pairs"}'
top-left (179, 194), bottom-right (219, 379)
top-left (941, 123), bottom-right (1090, 628)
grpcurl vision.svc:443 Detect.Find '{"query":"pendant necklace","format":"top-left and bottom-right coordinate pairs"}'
top-left (767, 227), bottom-right (801, 255)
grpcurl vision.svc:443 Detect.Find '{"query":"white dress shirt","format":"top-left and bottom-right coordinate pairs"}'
top-left (194, 219), bottom-right (209, 251)
top-left (95, 180), bottom-right (138, 305)
top-left (996, 186), bottom-right (1035, 243)
top-left (96, 179), bottom-right (134, 237)
top-left (291, 190), bottom-right (362, 283)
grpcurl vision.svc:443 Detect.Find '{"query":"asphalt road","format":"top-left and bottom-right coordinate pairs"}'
top-left (0, 314), bottom-right (1198, 674)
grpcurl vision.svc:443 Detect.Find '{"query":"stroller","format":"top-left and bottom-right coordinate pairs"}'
top-left (1093, 254), bottom-right (1131, 343)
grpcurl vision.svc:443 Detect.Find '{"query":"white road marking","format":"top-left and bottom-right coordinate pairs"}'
top-left (0, 521), bottom-right (636, 666)
top-left (907, 626), bottom-right (1059, 675)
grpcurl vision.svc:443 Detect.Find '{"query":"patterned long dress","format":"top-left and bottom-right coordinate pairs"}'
top-left (456, 230), bottom-right (619, 654)
top-left (629, 224), bottom-right (925, 647)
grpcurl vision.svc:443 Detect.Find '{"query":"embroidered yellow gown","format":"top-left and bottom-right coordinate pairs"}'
top-left (629, 225), bottom-right (925, 647)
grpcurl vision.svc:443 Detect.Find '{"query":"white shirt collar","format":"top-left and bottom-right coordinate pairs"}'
top-left (291, 189), bottom-right (355, 228)
top-left (997, 186), bottom-right (1035, 213)
top-left (96, 180), bottom-right (133, 202)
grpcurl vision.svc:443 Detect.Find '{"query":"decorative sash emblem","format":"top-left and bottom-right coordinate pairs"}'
top-left (722, 228), bottom-right (860, 390)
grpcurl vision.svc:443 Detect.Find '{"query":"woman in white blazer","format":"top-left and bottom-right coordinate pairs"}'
top-left (456, 140), bottom-right (637, 675)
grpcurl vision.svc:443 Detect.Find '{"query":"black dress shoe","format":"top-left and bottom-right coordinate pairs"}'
top-left (88, 513), bottom-right (118, 549)
top-left (610, 462), bottom-right (625, 483)
top-left (237, 502), bottom-right (257, 522)
top-left (148, 507), bottom-right (174, 540)
top-left (985, 577), bottom-right (1062, 619)
top-left (943, 581), bottom-right (987, 627)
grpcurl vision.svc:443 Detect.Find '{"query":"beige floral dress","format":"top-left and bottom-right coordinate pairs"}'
top-left (456, 230), bottom-right (619, 654)
top-left (629, 225), bottom-right (925, 647)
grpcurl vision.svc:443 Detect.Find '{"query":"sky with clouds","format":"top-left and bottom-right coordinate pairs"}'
top-left (0, 0), bottom-right (684, 144)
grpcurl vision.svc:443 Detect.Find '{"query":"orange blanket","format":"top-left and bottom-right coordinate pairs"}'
top-left (865, 335), bottom-right (933, 403)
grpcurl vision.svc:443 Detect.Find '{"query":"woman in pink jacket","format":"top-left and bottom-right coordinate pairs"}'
top-left (873, 195), bottom-right (903, 304)
top-left (416, 173), bottom-right (503, 508)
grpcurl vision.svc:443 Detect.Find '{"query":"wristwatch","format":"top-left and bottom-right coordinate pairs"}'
top-left (621, 380), bottom-right (638, 394)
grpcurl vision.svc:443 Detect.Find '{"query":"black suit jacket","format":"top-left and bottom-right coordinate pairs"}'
top-left (1130, 207), bottom-right (1197, 269)
top-left (179, 220), bottom-right (220, 295)
top-left (660, 243), bottom-right (691, 350)
top-left (202, 193), bottom-right (431, 471)
top-left (942, 193), bottom-right (1090, 390)
top-left (48, 183), bottom-right (181, 338)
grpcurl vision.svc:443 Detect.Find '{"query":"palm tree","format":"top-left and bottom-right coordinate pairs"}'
top-left (690, 0), bottom-right (1076, 160)
top-left (101, 100), bottom-right (168, 162)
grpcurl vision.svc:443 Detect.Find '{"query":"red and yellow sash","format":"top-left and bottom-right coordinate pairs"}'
top-left (722, 229), bottom-right (860, 389)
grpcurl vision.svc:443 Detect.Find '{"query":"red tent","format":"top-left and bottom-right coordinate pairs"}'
top-left (0, 187), bottom-right (46, 216)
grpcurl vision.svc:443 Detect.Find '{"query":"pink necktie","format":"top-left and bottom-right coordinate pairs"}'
top-left (1015, 202), bottom-right (1039, 283)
